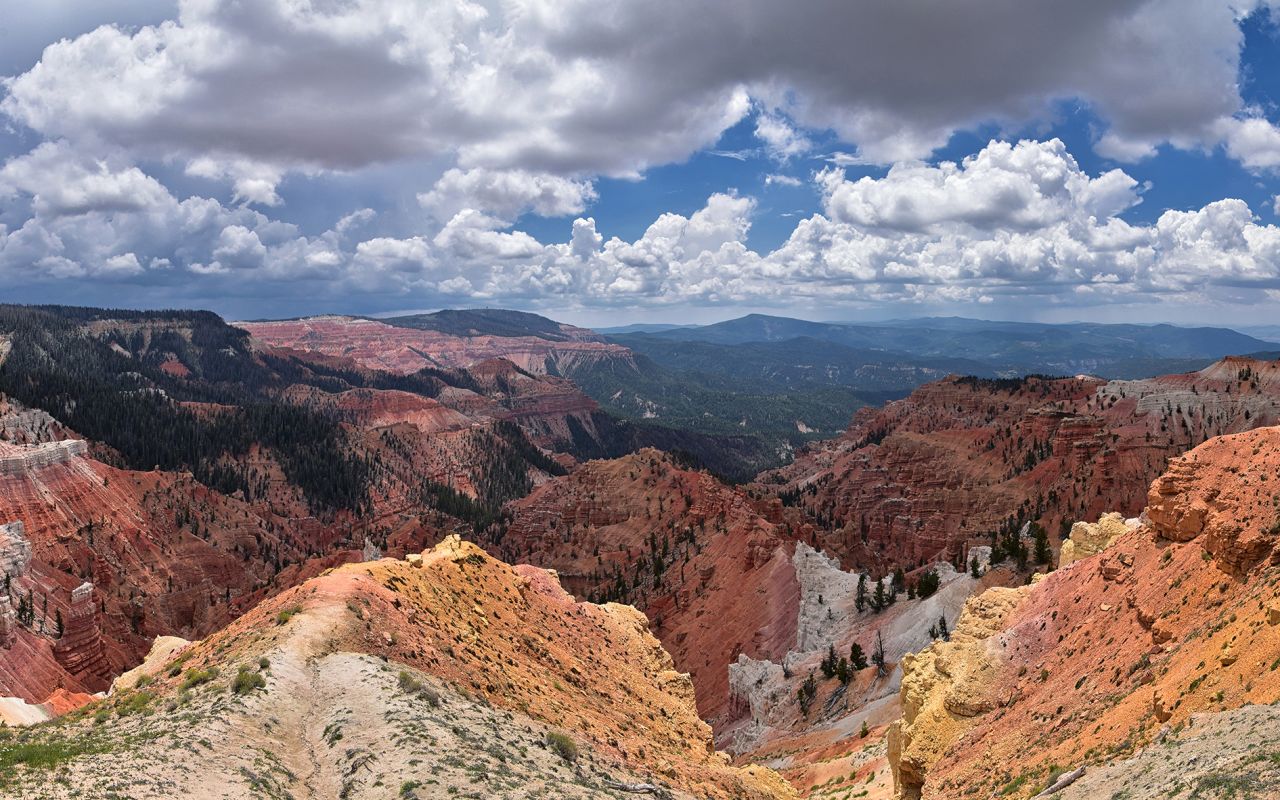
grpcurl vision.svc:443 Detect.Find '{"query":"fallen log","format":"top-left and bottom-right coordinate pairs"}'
top-left (1032, 765), bottom-right (1086, 797)
top-left (602, 779), bottom-right (671, 797)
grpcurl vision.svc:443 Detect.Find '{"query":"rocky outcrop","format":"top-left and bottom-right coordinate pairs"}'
top-left (0, 595), bottom-right (14, 649)
top-left (1058, 512), bottom-right (1136, 568)
top-left (0, 520), bottom-right (32, 579)
top-left (1147, 429), bottom-right (1280, 574)
top-left (0, 440), bottom-right (87, 475)
top-left (888, 586), bottom-right (1027, 800)
top-left (885, 426), bottom-right (1280, 799)
top-left (53, 582), bottom-right (112, 690)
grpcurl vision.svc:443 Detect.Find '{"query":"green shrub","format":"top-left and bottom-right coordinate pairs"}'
top-left (114, 690), bottom-right (154, 716)
top-left (545, 732), bottom-right (578, 763)
top-left (397, 671), bottom-right (441, 707)
top-left (180, 666), bottom-right (220, 691)
top-left (232, 667), bottom-right (266, 695)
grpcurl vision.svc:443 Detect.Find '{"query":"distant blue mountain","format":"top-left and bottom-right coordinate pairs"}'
top-left (623, 314), bottom-right (1274, 377)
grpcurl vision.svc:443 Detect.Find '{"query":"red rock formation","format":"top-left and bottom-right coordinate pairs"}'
top-left (239, 315), bottom-right (634, 376)
top-left (888, 425), bottom-right (1280, 799)
top-left (765, 359), bottom-right (1280, 575)
top-left (51, 582), bottom-right (111, 689)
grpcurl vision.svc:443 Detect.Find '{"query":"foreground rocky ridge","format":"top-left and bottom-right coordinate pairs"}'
top-left (889, 425), bottom-right (1280, 799)
top-left (0, 536), bottom-right (792, 799)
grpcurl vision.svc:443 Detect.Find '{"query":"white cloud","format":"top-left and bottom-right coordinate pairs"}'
top-left (5, 135), bottom-right (1280, 311)
top-left (418, 168), bottom-right (596, 225)
top-left (754, 112), bottom-right (811, 161)
top-left (0, 141), bottom-right (171, 217)
top-left (3, 0), bottom-right (1274, 200)
top-left (4, 2), bottom-right (1280, 316)
top-left (211, 225), bottom-right (267, 270)
top-left (1215, 115), bottom-right (1280, 171)
top-left (187, 157), bottom-right (286, 206)
top-left (764, 173), bottom-right (803, 188)
top-left (820, 139), bottom-right (1143, 232)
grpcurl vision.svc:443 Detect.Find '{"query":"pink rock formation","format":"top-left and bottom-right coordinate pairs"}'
top-left (238, 315), bottom-right (634, 376)
top-left (766, 359), bottom-right (1280, 575)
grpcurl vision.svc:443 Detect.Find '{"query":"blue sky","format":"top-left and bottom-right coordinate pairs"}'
top-left (3, 1), bottom-right (1280, 328)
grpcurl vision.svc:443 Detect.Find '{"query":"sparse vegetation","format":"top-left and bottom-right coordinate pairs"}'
top-left (232, 666), bottom-right (267, 695)
top-left (545, 731), bottom-right (578, 763)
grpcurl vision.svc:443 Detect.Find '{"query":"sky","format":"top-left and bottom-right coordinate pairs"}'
top-left (4, 1), bottom-right (1280, 327)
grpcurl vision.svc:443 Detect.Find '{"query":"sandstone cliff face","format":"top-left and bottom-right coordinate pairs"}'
top-left (886, 426), bottom-right (1280, 799)
top-left (0, 537), bottom-right (796, 799)
top-left (765, 360), bottom-right (1280, 576)
top-left (888, 586), bottom-right (1027, 800)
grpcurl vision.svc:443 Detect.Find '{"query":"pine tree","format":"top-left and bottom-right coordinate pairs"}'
top-left (938, 615), bottom-right (950, 641)
top-left (821, 643), bottom-right (838, 679)
top-left (871, 579), bottom-right (887, 612)
top-left (855, 573), bottom-right (867, 612)
top-left (970, 555), bottom-right (981, 578)
top-left (1032, 522), bottom-right (1052, 565)
top-left (872, 630), bottom-right (887, 676)
top-left (850, 642), bottom-right (868, 671)
top-left (916, 568), bottom-right (941, 599)
top-left (797, 672), bottom-right (817, 716)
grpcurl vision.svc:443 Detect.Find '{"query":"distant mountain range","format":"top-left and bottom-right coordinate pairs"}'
top-left (619, 313), bottom-right (1276, 377)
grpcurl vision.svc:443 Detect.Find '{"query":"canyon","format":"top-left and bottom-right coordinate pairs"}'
top-left (3, 304), bottom-right (1280, 800)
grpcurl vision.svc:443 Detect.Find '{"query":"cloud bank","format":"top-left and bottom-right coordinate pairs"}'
top-left (2, 0), bottom-right (1280, 316)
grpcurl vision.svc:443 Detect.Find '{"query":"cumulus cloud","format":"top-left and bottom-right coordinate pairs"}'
top-left (418, 168), bottom-right (596, 225)
top-left (1215, 115), bottom-right (1280, 171)
top-left (353, 139), bottom-right (1280, 309)
top-left (755, 112), bottom-right (811, 161)
top-left (4, 135), bottom-right (1280, 311)
top-left (4, 2), bottom-right (1280, 316)
top-left (3, 0), bottom-right (1275, 195)
top-left (0, 141), bottom-right (171, 217)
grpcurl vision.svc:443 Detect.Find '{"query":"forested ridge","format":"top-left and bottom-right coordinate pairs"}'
top-left (0, 305), bottom-right (380, 514)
